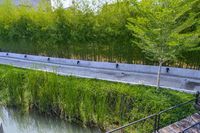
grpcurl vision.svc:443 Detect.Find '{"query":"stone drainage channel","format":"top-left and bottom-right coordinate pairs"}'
top-left (0, 52), bottom-right (199, 93)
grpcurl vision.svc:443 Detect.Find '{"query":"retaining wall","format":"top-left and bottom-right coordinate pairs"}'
top-left (0, 52), bottom-right (199, 79)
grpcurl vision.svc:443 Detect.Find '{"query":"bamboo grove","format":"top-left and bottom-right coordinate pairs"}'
top-left (0, 0), bottom-right (199, 69)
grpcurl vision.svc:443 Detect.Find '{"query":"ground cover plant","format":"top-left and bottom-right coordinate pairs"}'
top-left (0, 0), bottom-right (199, 69)
top-left (0, 65), bottom-right (196, 132)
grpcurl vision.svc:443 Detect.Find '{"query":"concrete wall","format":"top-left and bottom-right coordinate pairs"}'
top-left (0, 52), bottom-right (199, 79)
top-left (0, 0), bottom-right (43, 7)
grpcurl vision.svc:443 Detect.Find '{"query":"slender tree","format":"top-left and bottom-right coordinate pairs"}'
top-left (127, 0), bottom-right (199, 89)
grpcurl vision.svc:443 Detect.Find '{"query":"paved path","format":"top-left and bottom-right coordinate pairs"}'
top-left (0, 56), bottom-right (199, 93)
top-left (159, 113), bottom-right (200, 133)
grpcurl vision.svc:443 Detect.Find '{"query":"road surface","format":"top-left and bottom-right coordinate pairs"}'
top-left (0, 55), bottom-right (199, 93)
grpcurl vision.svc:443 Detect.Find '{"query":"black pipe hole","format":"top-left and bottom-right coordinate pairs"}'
top-left (166, 68), bottom-right (170, 73)
top-left (116, 64), bottom-right (119, 68)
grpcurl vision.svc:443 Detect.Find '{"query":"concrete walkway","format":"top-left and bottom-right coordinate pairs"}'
top-left (159, 113), bottom-right (200, 133)
top-left (0, 54), bottom-right (199, 93)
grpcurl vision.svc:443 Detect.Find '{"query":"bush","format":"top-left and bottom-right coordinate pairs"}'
top-left (0, 0), bottom-right (199, 68)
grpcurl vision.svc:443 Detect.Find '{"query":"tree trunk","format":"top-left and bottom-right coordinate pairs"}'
top-left (157, 61), bottom-right (163, 89)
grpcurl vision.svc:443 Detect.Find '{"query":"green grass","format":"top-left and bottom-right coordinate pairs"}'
top-left (0, 65), bottom-right (196, 132)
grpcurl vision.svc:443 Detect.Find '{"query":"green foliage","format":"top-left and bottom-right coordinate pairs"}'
top-left (182, 48), bottom-right (200, 69)
top-left (0, 0), bottom-right (199, 68)
top-left (127, 0), bottom-right (199, 89)
top-left (0, 65), bottom-right (195, 132)
top-left (127, 0), bottom-right (199, 64)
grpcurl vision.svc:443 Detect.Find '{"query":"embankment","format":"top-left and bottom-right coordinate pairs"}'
top-left (0, 65), bottom-right (195, 132)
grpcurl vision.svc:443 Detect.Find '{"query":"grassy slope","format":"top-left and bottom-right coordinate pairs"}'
top-left (0, 65), bottom-right (195, 132)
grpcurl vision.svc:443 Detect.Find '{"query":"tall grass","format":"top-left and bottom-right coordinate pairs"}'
top-left (0, 65), bottom-right (196, 132)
